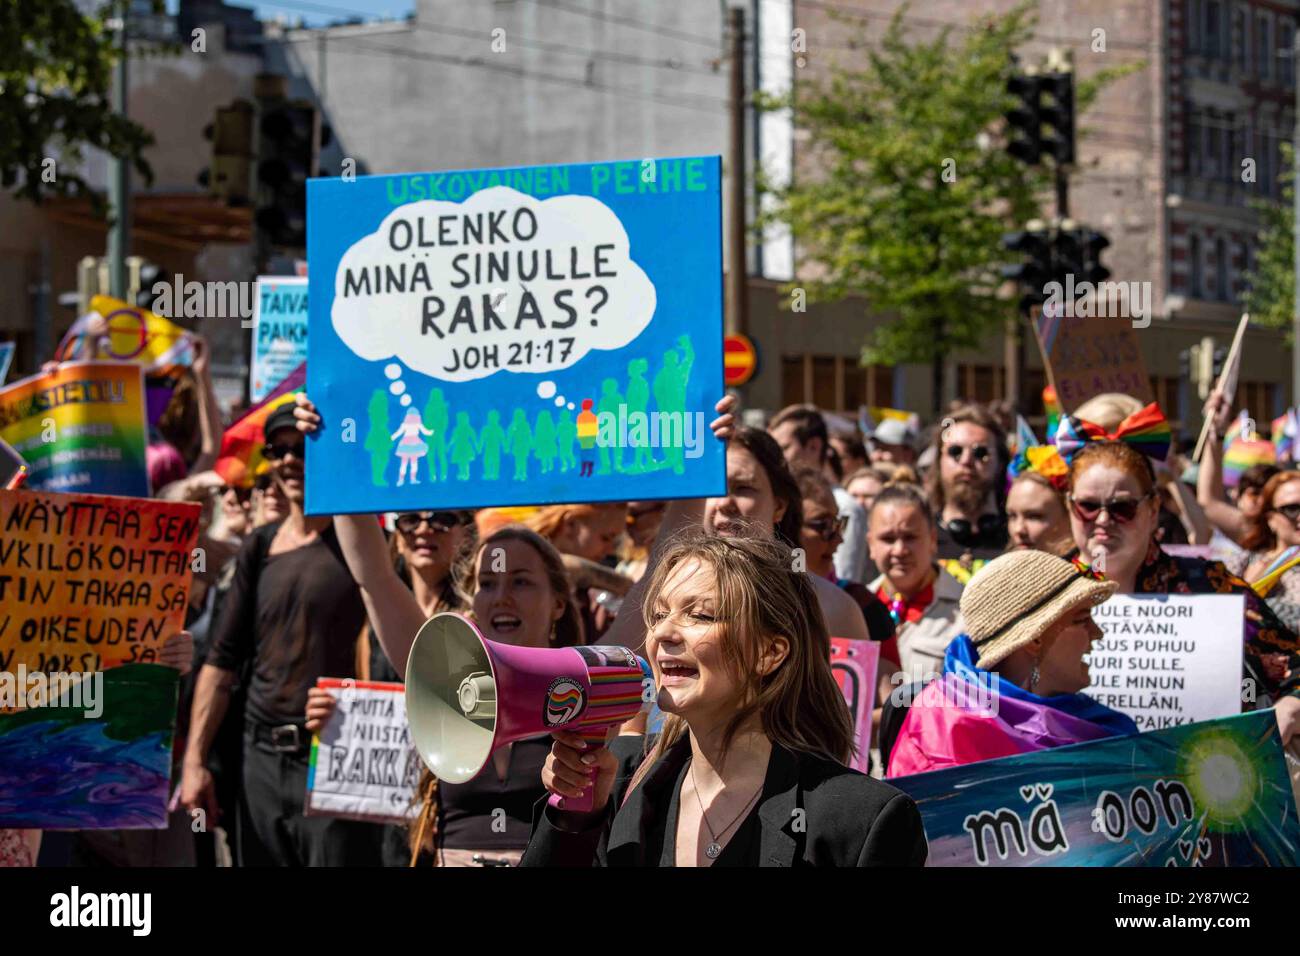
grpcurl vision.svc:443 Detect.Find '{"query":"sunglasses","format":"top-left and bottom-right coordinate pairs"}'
top-left (944, 443), bottom-right (992, 464)
top-left (221, 485), bottom-right (253, 504)
top-left (1273, 503), bottom-right (1300, 524)
top-left (804, 515), bottom-right (848, 541)
top-left (395, 511), bottom-right (462, 534)
top-left (263, 440), bottom-right (305, 461)
top-left (1067, 493), bottom-right (1151, 524)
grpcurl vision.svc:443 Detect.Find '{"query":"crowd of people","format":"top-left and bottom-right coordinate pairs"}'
top-left (9, 367), bottom-right (1300, 868)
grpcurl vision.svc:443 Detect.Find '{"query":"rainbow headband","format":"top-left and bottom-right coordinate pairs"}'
top-left (1053, 402), bottom-right (1171, 464)
top-left (1007, 445), bottom-right (1069, 491)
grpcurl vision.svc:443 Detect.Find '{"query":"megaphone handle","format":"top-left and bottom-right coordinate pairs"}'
top-left (548, 725), bottom-right (615, 814)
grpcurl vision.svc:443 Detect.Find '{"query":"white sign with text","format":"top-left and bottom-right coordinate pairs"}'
top-left (1085, 593), bottom-right (1244, 731)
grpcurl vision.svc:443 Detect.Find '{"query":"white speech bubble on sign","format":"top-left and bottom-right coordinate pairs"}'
top-left (331, 186), bottom-right (657, 382)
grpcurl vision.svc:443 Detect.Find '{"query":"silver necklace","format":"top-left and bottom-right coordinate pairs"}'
top-left (689, 760), bottom-right (762, 861)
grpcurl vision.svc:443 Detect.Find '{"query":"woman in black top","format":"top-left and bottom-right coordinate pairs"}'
top-left (522, 531), bottom-right (928, 867)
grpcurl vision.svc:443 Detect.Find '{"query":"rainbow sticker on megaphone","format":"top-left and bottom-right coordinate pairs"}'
top-left (545, 677), bottom-right (587, 726)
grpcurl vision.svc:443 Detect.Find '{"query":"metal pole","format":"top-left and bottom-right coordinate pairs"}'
top-left (107, 5), bottom-right (130, 299)
top-left (726, 5), bottom-right (748, 339)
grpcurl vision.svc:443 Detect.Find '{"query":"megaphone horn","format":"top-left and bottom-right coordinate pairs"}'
top-left (405, 612), bottom-right (653, 812)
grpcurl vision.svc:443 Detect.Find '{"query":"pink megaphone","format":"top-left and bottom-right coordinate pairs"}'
top-left (405, 612), bottom-right (653, 812)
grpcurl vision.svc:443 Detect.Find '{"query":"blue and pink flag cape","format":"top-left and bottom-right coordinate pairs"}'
top-left (886, 635), bottom-right (1138, 777)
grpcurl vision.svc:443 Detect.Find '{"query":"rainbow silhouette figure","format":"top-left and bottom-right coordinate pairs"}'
top-left (545, 678), bottom-right (586, 726)
top-left (576, 399), bottom-right (599, 477)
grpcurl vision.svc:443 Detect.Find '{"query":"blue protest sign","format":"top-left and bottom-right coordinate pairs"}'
top-left (250, 277), bottom-right (309, 402)
top-left (304, 157), bottom-right (725, 515)
top-left (891, 709), bottom-right (1300, 867)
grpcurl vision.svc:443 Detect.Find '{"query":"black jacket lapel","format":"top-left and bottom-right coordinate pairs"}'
top-left (757, 743), bottom-right (802, 867)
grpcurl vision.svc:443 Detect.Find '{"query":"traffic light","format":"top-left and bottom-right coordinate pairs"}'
top-left (1076, 228), bottom-right (1110, 284)
top-left (200, 99), bottom-right (254, 205)
top-left (1001, 224), bottom-right (1053, 315)
top-left (128, 258), bottom-right (168, 311)
top-left (1178, 348), bottom-right (1191, 380)
top-left (254, 101), bottom-right (319, 249)
top-left (1005, 71), bottom-right (1044, 166)
top-left (1040, 70), bottom-right (1075, 165)
top-left (1212, 345), bottom-right (1228, 380)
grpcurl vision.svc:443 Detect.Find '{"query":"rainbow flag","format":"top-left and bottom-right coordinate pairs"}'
top-left (1222, 411), bottom-right (1276, 487)
top-left (214, 363), bottom-right (305, 488)
top-left (1043, 385), bottom-right (1061, 441)
top-left (1272, 409), bottom-right (1298, 463)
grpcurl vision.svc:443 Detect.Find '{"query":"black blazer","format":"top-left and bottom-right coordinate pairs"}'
top-left (520, 734), bottom-right (928, 867)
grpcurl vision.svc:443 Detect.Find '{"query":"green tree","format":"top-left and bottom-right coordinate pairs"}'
top-left (758, 2), bottom-right (1138, 411)
top-left (1, 0), bottom-right (163, 207)
top-left (1243, 141), bottom-right (1294, 340)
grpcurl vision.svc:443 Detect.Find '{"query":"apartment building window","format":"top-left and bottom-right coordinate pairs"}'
top-left (1258, 14), bottom-right (1273, 81)
top-left (1206, 122), bottom-right (1223, 178)
top-left (1276, 134), bottom-right (1289, 198)
top-left (1233, 3), bottom-right (1250, 71)
top-left (955, 364), bottom-right (1003, 405)
top-left (1282, 22), bottom-right (1296, 87)
top-left (1189, 0), bottom-right (1203, 54)
top-left (1214, 237), bottom-right (1229, 299)
top-left (1236, 382), bottom-right (1278, 425)
top-left (1186, 107), bottom-right (1203, 175)
top-left (1207, 1), bottom-right (1226, 58)
top-left (1190, 234), bottom-right (1204, 297)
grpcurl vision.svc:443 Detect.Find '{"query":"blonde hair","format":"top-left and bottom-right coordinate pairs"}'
top-left (1072, 393), bottom-right (1144, 432)
top-left (627, 529), bottom-right (853, 794)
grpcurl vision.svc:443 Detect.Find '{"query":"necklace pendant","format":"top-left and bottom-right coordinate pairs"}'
top-left (705, 842), bottom-right (721, 860)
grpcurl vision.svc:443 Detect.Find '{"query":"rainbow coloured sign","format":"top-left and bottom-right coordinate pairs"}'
top-left (0, 489), bottom-right (200, 676)
top-left (892, 709), bottom-right (1300, 867)
top-left (0, 361), bottom-right (149, 497)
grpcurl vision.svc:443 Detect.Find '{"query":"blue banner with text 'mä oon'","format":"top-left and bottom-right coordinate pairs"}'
top-left (304, 157), bottom-right (725, 515)
top-left (892, 710), bottom-right (1300, 867)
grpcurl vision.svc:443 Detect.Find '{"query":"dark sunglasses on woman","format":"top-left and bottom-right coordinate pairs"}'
top-left (804, 515), bottom-right (848, 541)
top-left (1067, 493), bottom-right (1151, 524)
top-left (1273, 503), bottom-right (1300, 524)
top-left (263, 440), bottom-right (304, 461)
top-left (395, 511), bottom-right (462, 534)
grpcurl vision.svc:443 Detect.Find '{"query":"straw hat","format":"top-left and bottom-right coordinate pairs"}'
top-left (961, 550), bottom-right (1116, 669)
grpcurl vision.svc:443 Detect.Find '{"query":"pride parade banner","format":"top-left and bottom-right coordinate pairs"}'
top-left (892, 710), bottom-right (1299, 867)
top-left (306, 679), bottom-right (420, 824)
top-left (1085, 594), bottom-right (1244, 731)
top-left (0, 664), bottom-right (180, 829)
top-left (830, 637), bottom-right (880, 774)
top-left (1032, 301), bottom-right (1153, 412)
top-left (251, 277), bottom-right (309, 402)
top-left (305, 157), bottom-right (725, 514)
top-left (0, 489), bottom-right (200, 676)
top-left (0, 361), bottom-right (149, 496)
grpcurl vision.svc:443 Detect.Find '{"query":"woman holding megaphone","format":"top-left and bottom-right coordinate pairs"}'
top-left (522, 530), bottom-right (928, 867)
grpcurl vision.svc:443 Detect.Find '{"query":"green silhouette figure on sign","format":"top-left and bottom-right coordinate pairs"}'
top-left (653, 334), bottom-right (694, 476)
top-left (596, 378), bottom-right (624, 476)
top-left (478, 409), bottom-right (506, 480)
top-left (506, 409), bottom-right (533, 481)
top-left (363, 389), bottom-right (393, 486)
top-left (534, 410), bottom-right (558, 474)
top-left (423, 387), bottom-right (450, 482)
top-left (624, 357), bottom-right (654, 474)
top-left (556, 409), bottom-right (577, 473)
top-left (449, 411), bottom-right (478, 481)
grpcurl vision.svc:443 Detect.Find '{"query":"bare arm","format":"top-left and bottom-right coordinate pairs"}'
top-left (1165, 480), bottom-right (1212, 546)
top-left (333, 513), bottom-right (427, 681)
top-left (184, 664), bottom-right (235, 767)
top-left (189, 336), bottom-right (224, 474)
top-left (1196, 388), bottom-right (1249, 543)
top-left (562, 554), bottom-right (634, 596)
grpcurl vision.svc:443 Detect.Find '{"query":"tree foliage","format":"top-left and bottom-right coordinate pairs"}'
top-left (0, 0), bottom-right (160, 208)
top-left (1243, 141), bottom-right (1294, 340)
top-left (758, 1), bottom-right (1141, 372)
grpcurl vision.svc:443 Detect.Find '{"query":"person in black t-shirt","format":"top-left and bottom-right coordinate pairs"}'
top-left (178, 404), bottom-right (380, 866)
